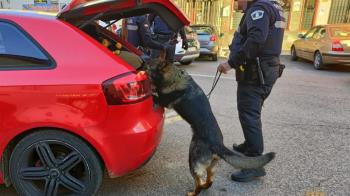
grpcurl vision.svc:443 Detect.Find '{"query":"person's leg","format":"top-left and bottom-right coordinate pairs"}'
top-left (231, 82), bottom-right (273, 182)
top-left (166, 44), bottom-right (176, 63)
top-left (237, 83), bottom-right (265, 156)
top-left (151, 35), bottom-right (169, 59)
top-left (151, 35), bottom-right (176, 62)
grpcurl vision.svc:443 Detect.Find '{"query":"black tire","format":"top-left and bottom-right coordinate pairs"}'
top-left (314, 51), bottom-right (324, 70)
top-left (291, 46), bottom-right (298, 61)
top-left (212, 54), bottom-right (218, 61)
top-left (9, 130), bottom-right (103, 196)
top-left (180, 60), bottom-right (193, 65)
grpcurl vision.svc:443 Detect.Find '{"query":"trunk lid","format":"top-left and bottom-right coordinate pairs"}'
top-left (328, 25), bottom-right (350, 52)
top-left (339, 39), bottom-right (350, 53)
top-left (58, 0), bottom-right (190, 30)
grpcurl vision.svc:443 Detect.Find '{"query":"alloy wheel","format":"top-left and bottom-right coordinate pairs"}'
top-left (11, 137), bottom-right (98, 196)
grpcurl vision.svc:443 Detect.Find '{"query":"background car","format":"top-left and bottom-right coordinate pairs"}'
top-left (0, 0), bottom-right (189, 195)
top-left (191, 24), bottom-right (219, 61)
top-left (175, 26), bottom-right (200, 65)
top-left (291, 24), bottom-right (350, 70)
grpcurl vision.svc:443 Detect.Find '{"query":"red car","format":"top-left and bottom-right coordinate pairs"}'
top-left (0, 0), bottom-right (189, 195)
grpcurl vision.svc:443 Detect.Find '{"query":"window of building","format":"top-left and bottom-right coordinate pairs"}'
top-left (0, 22), bottom-right (53, 69)
top-left (328, 0), bottom-right (350, 24)
top-left (301, 0), bottom-right (316, 30)
top-left (230, 11), bottom-right (243, 30)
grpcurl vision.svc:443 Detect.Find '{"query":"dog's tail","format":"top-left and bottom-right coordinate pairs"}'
top-left (213, 145), bottom-right (275, 169)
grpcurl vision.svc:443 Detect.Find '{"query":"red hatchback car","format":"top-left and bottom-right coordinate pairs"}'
top-left (0, 0), bottom-right (189, 195)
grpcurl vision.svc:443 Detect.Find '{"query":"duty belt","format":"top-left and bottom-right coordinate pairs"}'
top-left (154, 33), bottom-right (173, 39)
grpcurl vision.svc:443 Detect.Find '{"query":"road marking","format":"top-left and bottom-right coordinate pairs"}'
top-left (165, 115), bottom-right (183, 124)
top-left (305, 191), bottom-right (326, 196)
top-left (189, 73), bottom-right (235, 80)
top-left (165, 110), bottom-right (178, 118)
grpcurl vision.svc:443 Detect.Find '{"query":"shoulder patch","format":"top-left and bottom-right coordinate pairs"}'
top-left (251, 10), bottom-right (264, 21)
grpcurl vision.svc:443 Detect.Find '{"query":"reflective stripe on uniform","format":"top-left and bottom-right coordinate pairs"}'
top-left (279, 11), bottom-right (284, 17)
top-left (274, 21), bottom-right (286, 29)
top-left (127, 24), bottom-right (138, 31)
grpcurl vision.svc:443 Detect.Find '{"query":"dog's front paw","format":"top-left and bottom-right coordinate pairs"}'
top-left (186, 191), bottom-right (197, 196)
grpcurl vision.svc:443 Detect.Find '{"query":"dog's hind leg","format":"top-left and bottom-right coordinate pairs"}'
top-left (186, 173), bottom-right (205, 196)
top-left (202, 156), bottom-right (219, 189)
top-left (187, 137), bottom-right (211, 196)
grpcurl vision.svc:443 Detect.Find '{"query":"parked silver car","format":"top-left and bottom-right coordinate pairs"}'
top-left (191, 24), bottom-right (219, 61)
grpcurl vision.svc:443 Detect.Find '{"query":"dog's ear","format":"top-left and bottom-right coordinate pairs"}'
top-left (159, 49), bottom-right (167, 62)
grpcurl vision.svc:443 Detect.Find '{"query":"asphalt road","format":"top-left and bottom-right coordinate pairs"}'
top-left (1, 56), bottom-right (349, 196)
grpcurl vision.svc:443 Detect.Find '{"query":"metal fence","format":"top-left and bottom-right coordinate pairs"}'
top-left (328, 0), bottom-right (350, 24)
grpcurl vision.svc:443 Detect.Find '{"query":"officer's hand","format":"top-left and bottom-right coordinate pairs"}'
top-left (140, 55), bottom-right (151, 64)
top-left (169, 38), bottom-right (178, 45)
top-left (217, 61), bottom-right (232, 74)
top-left (182, 39), bottom-right (189, 50)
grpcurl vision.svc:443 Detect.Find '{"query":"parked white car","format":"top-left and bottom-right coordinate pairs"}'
top-left (175, 26), bottom-right (200, 65)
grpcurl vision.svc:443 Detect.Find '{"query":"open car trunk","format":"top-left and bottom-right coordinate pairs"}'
top-left (57, 0), bottom-right (190, 70)
top-left (58, 0), bottom-right (190, 31)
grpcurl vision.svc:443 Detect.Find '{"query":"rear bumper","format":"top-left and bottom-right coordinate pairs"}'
top-left (85, 98), bottom-right (164, 177)
top-left (199, 45), bottom-right (218, 55)
top-left (175, 49), bottom-right (200, 62)
top-left (323, 52), bottom-right (350, 65)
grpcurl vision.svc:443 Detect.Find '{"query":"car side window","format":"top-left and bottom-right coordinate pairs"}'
top-left (313, 28), bottom-right (326, 39)
top-left (319, 28), bottom-right (326, 38)
top-left (0, 21), bottom-right (53, 69)
top-left (304, 27), bottom-right (318, 39)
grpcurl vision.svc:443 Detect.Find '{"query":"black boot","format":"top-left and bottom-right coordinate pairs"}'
top-left (231, 168), bottom-right (266, 182)
top-left (232, 142), bottom-right (247, 154)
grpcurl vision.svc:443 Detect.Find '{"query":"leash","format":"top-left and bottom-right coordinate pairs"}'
top-left (206, 70), bottom-right (222, 99)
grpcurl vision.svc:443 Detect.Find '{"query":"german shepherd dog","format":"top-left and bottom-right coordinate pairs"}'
top-left (147, 51), bottom-right (275, 196)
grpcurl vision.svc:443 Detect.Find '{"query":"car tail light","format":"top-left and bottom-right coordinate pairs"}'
top-left (210, 35), bottom-right (217, 42)
top-left (332, 40), bottom-right (344, 52)
top-left (102, 71), bottom-right (151, 105)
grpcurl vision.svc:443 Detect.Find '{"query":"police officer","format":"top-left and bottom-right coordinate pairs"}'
top-left (217, 0), bottom-right (285, 182)
top-left (148, 14), bottom-right (188, 62)
top-left (125, 15), bottom-right (168, 54)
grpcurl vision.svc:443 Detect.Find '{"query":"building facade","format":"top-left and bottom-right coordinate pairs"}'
top-left (1, 0), bottom-right (349, 54)
top-left (174, 0), bottom-right (350, 54)
top-left (0, 0), bottom-right (70, 11)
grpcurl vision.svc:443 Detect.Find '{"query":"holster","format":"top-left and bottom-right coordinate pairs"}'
top-left (278, 64), bottom-right (285, 77)
top-left (235, 60), bottom-right (259, 83)
top-left (236, 57), bottom-right (284, 84)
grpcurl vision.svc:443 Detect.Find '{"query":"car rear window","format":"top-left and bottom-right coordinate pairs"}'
top-left (0, 21), bottom-right (53, 69)
top-left (191, 26), bottom-right (214, 35)
top-left (329, 26), bottom-right (350, 38)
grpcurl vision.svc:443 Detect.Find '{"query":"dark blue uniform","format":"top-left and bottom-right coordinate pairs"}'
top-left (149, 15), bottom-right (187, 62)
top-left (152, 16), bottom-right (173, 35)
top-left (228, 0), bottom-right (285, 156)
top-left (126, 16), bottom-right (164, 51)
